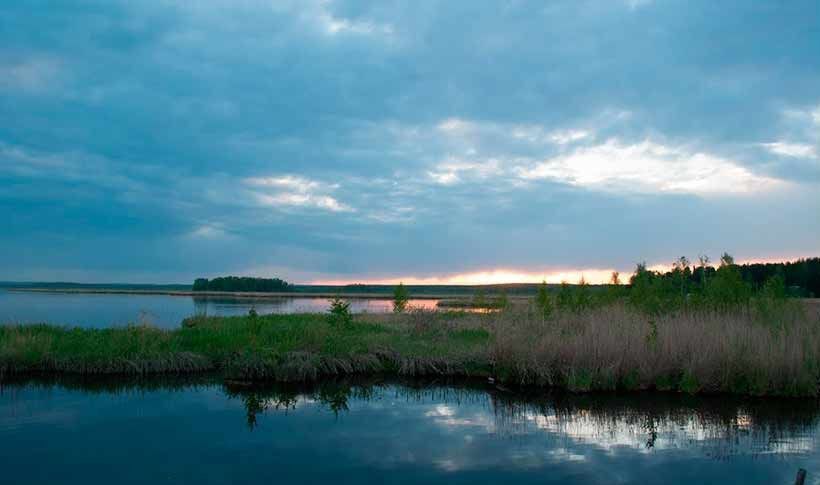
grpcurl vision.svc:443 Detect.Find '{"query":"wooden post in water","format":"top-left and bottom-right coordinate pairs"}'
top-left (795, 468), bottom-right (806, 485)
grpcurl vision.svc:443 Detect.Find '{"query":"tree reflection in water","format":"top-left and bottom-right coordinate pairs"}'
top-left (223, 378), bottom-right (820, 460)
top-left (3, 375), bottom-right (818, 461)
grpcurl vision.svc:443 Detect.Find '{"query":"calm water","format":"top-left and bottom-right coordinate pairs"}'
top-left (0, 290), bottom-right (440, 328)
top-left (1, 378), bottom-right (818, 484)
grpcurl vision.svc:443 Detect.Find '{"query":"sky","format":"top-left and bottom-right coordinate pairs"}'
top-left (1, 0), bottom-right (819, 285)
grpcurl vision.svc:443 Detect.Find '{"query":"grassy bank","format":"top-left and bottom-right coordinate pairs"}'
top-left (2, 300), bottom-right (819, 397)
top-left (0, 312), bottom-right (491, 381)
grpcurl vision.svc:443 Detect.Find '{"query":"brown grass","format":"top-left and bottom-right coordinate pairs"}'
top-left (488, 302), bottom-right (820, 395)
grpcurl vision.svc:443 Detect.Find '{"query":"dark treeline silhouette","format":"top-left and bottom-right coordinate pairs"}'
top-left (659, 256), bottom-right (820, 297)
top-left (737, 258), bottom-right (820, 296)
top-left (192, 276), bottom-right (291, 292)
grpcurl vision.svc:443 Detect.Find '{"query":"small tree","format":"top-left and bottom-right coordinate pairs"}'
top-left (247, 306), bottom-right (261, 334)
top-left (328, 296), bottom-right (352, 328)
top-left (605, 271), bottom-right (623, 302)
top-left (672, 256), bottom-right (691, 302)
top-left (698, 254), bottom-right (711, 287)
top-left (473, 288), bottom-right (488, 308)
top-left (574, 276), bottom-right (592, 312)
top-left (704, 258), bottom-right (750, 311)
top-left (556, 281), bottom-right (574, 311)
top-left (494, 289), bottom-right (510, 310)
top-left (756, 272), bottom-right (789, 325)
top-left (762, 272), bottom-right (787, 300)
top-left (392, 282), bottom-right (409, 313)
top-left (629, 263), bottom-right (663, 315)
top-left (535, 280), bottom-right (553, 319)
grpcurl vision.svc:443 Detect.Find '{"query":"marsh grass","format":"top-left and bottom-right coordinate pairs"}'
top-left (0, 312), bottom-right (492, 382)
top-left (2, 301), bottom-right (819, 396)
top-left (490, 301), bottom-right (820, 396)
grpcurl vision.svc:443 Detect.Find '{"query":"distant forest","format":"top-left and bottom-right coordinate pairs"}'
top-left (675, 257), bottom-right (820, 297)
top-left (192, 276), bottom-right (291, 292)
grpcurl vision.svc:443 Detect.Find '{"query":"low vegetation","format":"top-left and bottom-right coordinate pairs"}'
top-left (1, 300), bottom-right (818, 396)
top-left (3, 254), bottom-right (820, 397)
top-left (0, 311), bottom-right (491, 381)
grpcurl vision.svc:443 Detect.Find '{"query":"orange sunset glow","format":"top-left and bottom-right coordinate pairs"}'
top-left (313, 268), bottom-right (621, 286)
top-left (312, 254), bottom-right (820, 286)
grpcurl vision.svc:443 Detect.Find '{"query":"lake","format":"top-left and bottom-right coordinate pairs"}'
top-left (0, 289), bottom-right (441, 328)
top-left (0, 377), bottom-right (816, 484)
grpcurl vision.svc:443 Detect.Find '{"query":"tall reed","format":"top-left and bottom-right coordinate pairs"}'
top-left (489, 302), bottom-right (820, 396)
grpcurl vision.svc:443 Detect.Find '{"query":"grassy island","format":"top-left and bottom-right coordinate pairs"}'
top-left (2, 299), bottom-right (819, 397)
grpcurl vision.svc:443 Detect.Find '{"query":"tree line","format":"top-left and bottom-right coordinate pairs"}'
top-left (650, 256), bottom-right (820, 298)
top-left (192, 276), bottom-right (291, 292)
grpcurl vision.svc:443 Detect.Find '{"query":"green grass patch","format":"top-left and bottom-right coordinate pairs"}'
top-left (0, 313), bottom-right (491, 380)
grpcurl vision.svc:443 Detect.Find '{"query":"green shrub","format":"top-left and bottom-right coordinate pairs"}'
top-left (679, 372), bottom-right (699, 394)
top-left (755, 273), bottom-right (790, 327)
top-left (621, 370), bottom-right (641, 390)
top-left (392, 283), bottom-right (409, 313)
top-left (573, 277), bottom-right (592, 312)
top-left (327, 297), bottom-right (352, 328)
top-left (473, 288), bottom-right (488, 308)
top-left (556, 282), bottom-right (574, 311)
top-left (567, 369), bottom-right (593, 392)
top-left (703, 262), bottom-right (751, 311)
top-left (535, 281), bottom-right (553, 319)
top-left (494, 289), bottom-right (510, 310)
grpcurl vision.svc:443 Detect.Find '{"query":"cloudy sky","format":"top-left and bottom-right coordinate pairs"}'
top-left (1, 0), bottom-right (819, 284)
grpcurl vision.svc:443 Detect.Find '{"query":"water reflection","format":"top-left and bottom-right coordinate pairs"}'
top-left (191, 296), bottom-right (441, 318)
top-left (1, 377), bottom-right (817, 484)
top-left (0, 289), bottom-right (443, 328)
top-left (222, 380), bottom-right (820, 458)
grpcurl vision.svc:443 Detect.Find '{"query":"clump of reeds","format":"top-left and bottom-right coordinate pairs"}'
top-left (488, 302), bottom-right (820, 396)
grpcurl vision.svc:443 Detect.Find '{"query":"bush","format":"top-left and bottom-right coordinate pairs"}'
top-left (473, 288), bottom-right (488, 308)
top-left (702, 263), bottom-right (751, 311)
top-left (327, 297), bottom-right (352, 328)
top-left (573, 277), bottom-right (592, 312)
top-left (494, 289), bottom-right (510, 310)
top-left (556, 282), bottom-right (574, 311)
top-left (535, 281), bottom-right (553, 319)
top-left (392, 283), bottom-right (409, 313)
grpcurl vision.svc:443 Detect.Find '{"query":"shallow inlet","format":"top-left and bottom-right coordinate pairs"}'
top-left (0, 377), bottom-right (817, 484)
